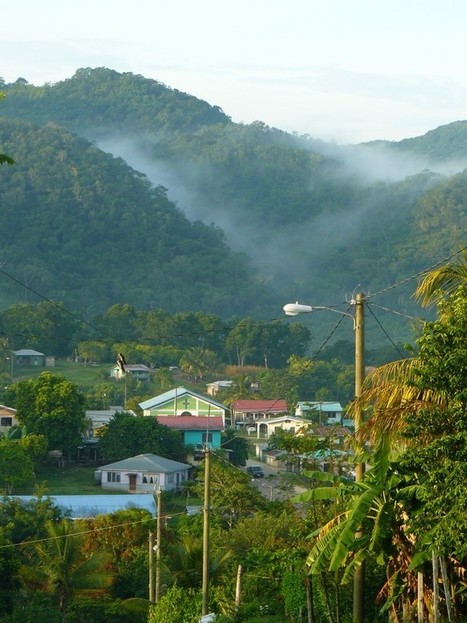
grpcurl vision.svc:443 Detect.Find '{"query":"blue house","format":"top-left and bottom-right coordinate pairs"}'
top-left (139, 387), bottom-right (227, 450)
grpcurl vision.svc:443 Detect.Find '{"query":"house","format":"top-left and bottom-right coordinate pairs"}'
top-left (13, 349), bottom-right (45, 367)
top-left (255, 415), bottom-right (311, 439)
top-left (96, 453), bottom-right (192, 492)
top-left (0, 405), bottom-right (18, 435)
top-left (139, 387), bottom-right (227, 450)
top-left (231, 399), bottom-right (288, 429)
top-left (295, 401), bottom-right (347, 425)
top-left (110, 364), bottom-right (152, 381)
top-left (85, 406), bottom-right (136, 437)
top-left (206, 380), bottom-right (233, 396)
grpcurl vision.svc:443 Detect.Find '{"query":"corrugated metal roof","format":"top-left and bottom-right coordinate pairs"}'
top-left (297, 402), bottom-right (343, 412)
top-left (10, 494), bottom-right (156, 518)
top-left (139, 387), bottom-right (226, 411)
top-left (13, 349), bottom-right (44, 356)
top-left (232, 399), bottom-right (288, 412)
top-left (155, 416), bottom-right (224, 431)
top-left (99, 453), bottom-right (191, 472)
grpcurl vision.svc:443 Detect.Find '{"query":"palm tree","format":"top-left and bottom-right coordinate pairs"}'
top-left (414, 248), bottom-right (467, 308)
top-left (179, 347), bottom-right (219, 380)
top-left (165, 534), bottom-right (233, 589)
top-left (21, 519), bottom-right (113, 619)
top-left (350, 249), bottom-right (467, 445)
top-left (297, 435), bottom-right (420, 620)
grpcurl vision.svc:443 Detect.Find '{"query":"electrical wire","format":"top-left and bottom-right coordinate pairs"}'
top-left (366, 246), bottom-right (466, 299)
top-left (365, 305), bottom-right (408, 360)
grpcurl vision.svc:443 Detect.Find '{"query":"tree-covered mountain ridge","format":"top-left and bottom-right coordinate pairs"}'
top-left (1, 68), bottom-right (465, 343)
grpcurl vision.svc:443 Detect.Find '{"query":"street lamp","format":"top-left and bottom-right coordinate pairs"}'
top-left (284, 293), bottom-right (366, 623)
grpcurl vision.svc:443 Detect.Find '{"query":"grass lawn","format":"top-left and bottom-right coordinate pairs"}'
top-left (12, 360), bottom-right (106, 389)
top-left (29, 464), bottom-right (103, 495)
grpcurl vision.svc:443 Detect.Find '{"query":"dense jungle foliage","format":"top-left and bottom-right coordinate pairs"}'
top-left (0, 68), bottom-right (466, 346)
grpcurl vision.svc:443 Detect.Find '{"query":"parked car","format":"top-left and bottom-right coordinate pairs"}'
top-left (246, 465), bottom-right (265, 478)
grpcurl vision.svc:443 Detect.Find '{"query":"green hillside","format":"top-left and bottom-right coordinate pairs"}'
top-left (1, 68), bottom-right (466, 345)
top-left (0, 118), bottom-right (275, 317)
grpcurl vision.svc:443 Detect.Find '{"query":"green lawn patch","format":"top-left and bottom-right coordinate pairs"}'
top-left (29, 464), bottom-right (104, 495)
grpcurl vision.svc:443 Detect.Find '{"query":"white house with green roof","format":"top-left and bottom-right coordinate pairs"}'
top-left (97, 453), bottom-right (192, 492)
top-left (139, 387), bottom-right (227, 449)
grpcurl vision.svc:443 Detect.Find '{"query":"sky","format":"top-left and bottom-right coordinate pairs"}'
top-left (2, 0), bottom-right (467, 143)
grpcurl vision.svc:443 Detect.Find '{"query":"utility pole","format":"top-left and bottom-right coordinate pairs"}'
top-left (284, 293), bottom-right (366, 623)
top-left (148, 531), bottom-right (155, 603)
top-left (155, 486), bottom-right (162, 602)
top-left (353, 291), bottom-right (365, 623)
top-left (201, 447), bottom-right (211, 617)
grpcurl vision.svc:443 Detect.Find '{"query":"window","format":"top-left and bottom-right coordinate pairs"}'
top-left (1, 417), bottom-right (12, 427)
top-left (167, 473), bottom-right (174, 483)
top-left (106, 472), bottom-right (120, 483)
top-left (202, 432), bottom-right (213, 443)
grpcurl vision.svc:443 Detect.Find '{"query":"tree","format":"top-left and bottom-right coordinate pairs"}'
top-left (414, 248), bottom-right (467, 307)
top-left (345, 256), bottom-right (467, 617)
top-left (21, 519), bottom-right (113, 619)
top-left (192, 455), bottom-right (266, 529)
top-left (0, 93), bottom-right (14, 165)
top-left (296, 434), bottom-right (415, 620)
top-left (221, 429), bottom-right (249, 466)
top-left (0, 439), bottom-right (34, 493)
top-left (179, 346), bottom-right (219, 379)
top-left (148, 586), bottom-right (202, 623)
top-left (165, 534), bottom-right (233, 589)
top-left (12, 372), bottom-right (86, 454)
top-left (97, 412), bottom-right (186, 462)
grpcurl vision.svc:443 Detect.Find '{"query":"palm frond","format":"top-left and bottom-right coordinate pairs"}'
top-left (415, 250), bottom-right (467, 307)
top-left (306, 513), bottom-right (349, 574)
top-left (349, 358), bottom-right (448, 443)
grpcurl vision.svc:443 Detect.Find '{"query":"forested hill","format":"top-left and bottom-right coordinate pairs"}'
top-left (0, 118), bottom-right (276, 317)
top-left (1, 68), bottom-right (466, 342)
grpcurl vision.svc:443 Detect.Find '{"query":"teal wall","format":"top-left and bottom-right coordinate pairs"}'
top-left (184, 430), bottom-right (222, 448)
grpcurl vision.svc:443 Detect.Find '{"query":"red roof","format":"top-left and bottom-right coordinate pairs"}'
top-left (155, 416), bottom-right (224, 431)
top-left (232, 400), bottom-right (287, 413)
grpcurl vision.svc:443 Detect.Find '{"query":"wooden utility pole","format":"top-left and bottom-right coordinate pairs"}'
top-left (353, 292), bottom-right (365, 623)
top-left (148, 531), bottom-right (155, 602)
top-left (155, 487), bottom-right (162, 602)
top-left (201, 447), bottom-right (211, 616)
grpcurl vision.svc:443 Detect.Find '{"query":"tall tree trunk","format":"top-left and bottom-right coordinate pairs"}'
top-left (305, 576), bottom-right (314, 623)
top-left (417, 571), bottom-right (424, 623)
top-left (439, 556), bottom-right (453, 622)
top-left (235, 564), bottom-right (242, 610)
top-left (432, 551), bottom-right (440, 623)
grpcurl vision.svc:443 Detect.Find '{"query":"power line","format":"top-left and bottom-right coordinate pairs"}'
top-left (365, 305), bottom-right (408, 360)
top-left (366, 246), bottom-right (467, 299)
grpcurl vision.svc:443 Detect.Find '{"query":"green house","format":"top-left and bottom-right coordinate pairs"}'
top-left (139, 387), bottom-right (227, 449)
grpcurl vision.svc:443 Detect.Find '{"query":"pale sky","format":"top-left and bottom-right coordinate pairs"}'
top-left (2, 0), bottom-right (467, 143)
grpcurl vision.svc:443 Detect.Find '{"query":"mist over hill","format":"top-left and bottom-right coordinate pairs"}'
top-left (1, 68), bottom-right (465, 346)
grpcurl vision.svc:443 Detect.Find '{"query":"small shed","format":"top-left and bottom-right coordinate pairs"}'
top-left (206, 380), bottom-right (233, 396)
top-left (97, 453), bottom-right (192, 493)
top-left (13, 349), bottom-right (45, 367)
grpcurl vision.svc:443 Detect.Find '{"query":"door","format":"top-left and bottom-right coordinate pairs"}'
top-left (128, 473), bottom-right (137, 492)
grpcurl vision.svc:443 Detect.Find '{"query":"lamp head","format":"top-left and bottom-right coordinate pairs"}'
top-left (283, 302), bottom-right (314, 316)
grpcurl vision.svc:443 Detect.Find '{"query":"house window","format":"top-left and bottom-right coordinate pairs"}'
top-left (106, 472), bottom-right (120, 483)
top-left (202, 432), bottom-right (213, 443)
top-left (1, 417), bottom-right (12, 427)
top-left (167, 473), bottom-right (174, 483)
